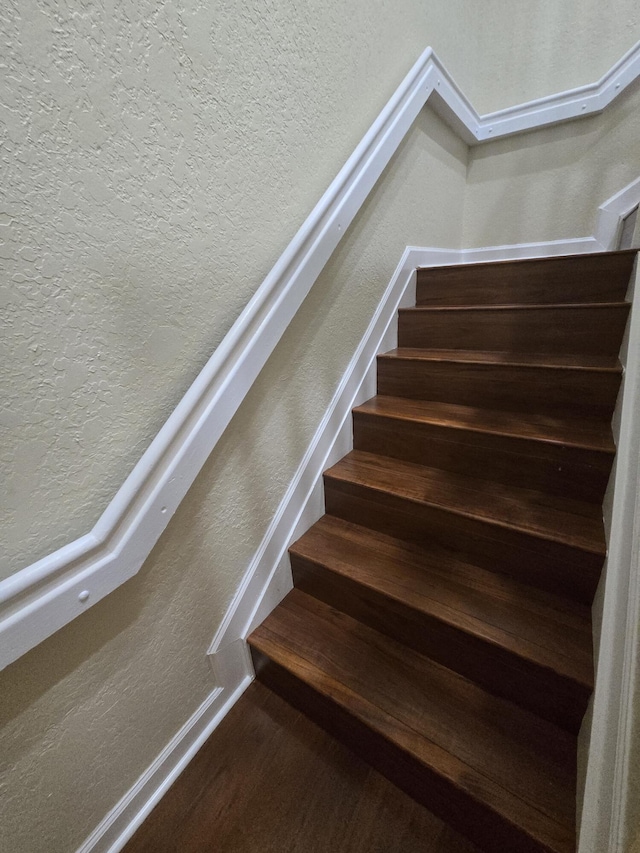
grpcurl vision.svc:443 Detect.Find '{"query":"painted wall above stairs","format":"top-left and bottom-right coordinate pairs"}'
top-left (1, 7), bottom-right (640, 853)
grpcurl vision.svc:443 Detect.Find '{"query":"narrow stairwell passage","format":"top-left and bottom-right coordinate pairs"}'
top-left (249, 250), bottom-right (638, 853)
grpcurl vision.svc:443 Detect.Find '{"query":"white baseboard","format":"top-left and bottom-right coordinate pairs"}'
top-left (3, 39), bottom-right (639, 672)
top-left (207, 246), bottom-right (419, 660)
top-left (75, 672), bottom-right (252, 853)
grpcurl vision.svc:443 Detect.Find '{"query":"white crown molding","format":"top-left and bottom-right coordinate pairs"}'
top-left (2, 42), bottom-right (640, 671)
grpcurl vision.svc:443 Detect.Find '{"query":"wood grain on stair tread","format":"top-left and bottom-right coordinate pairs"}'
top-left (377, 350), bottom-right (622, 417)
top-left (290, 515), bottom-right (593, 688)
top-left (398, 303), bottom-right (629, 356)
top-left (324, 450), bottom-right (605, 555)
top-left (353, 397), bottom-right (615, 453)
top-left (290, 518), bottom-right (592, 731)
top-left (296, 515), bottom-right (592, 628)
top-left (416, 249), bottom-right (637, 306)
top-left (380, 348), bottom-right (622, 369)
top-left (353, 396), bottom-right (614, 502)
top-left (249, 590), bottom-right (577, 853)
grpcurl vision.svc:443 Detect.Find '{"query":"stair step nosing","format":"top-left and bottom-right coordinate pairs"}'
top-left (415, 249), bottom-right (638, 274)
top-left (353, 407), bottom-right (615, 454)
top-left (251, 626), bottom-right (575, 848)
top-left (290, 550), bottom-right (592, 688)
top-left (325, 470), bottom-right (606, 556)
top-left (400, 302), bottom-right (629, 313)
top-left (378, 352), bottom-right (621, 371)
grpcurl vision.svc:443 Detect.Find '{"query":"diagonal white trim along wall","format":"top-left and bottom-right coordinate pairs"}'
top-left (2, 41), bottom-right (640, 674)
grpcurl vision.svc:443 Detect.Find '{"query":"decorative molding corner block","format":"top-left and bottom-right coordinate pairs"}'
top-left (2, 40), bottom-right (640, 671)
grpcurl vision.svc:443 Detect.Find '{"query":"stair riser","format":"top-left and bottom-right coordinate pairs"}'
top-left (324, 480), bottom-right (602, 603)
top-left (291, 554), bottom-right (590, 733)
top-left (353, 412), bottom-right (613, 503)
top-left (398, 305), bottom-right (629, 356)
top-left (416, 253), bottom-right (636, 306)
top-left (251, 648), bottom-right (568, 853)
top-left (377, 358), bottom-right (621, 418)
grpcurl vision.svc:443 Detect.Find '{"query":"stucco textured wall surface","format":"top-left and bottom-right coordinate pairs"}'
top-left (462, 80), bottom-right (640, 248)
top-left (451, 0), bottom-right (640, 114)
top-left (1, 2), bottom-right (640, 852)
top-left (0, 0), bottom-right (472, 579)
top-left (0, 0), bottom-right (469, 842)
top-left (0, 107), bottom-right (467, 853)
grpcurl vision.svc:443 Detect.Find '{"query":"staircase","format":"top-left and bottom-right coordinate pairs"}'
top-left (248, 250), bottom-right (637, 853)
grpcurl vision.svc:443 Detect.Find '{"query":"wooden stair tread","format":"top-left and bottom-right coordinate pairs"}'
top-left (400, 301), bottom-right (628, 312)
top-left (291, 515), bottom-right (593, 689)
top-left (380, 348), bottom-right (621, 370)
top-left (250, 589), bottom-right (577, 853)
top-left (326, 450), bottom-right (605, 555)
top-left (416, 250), bottom-right (637, 306)
top-left (353, 396), bottom-right (615, 453)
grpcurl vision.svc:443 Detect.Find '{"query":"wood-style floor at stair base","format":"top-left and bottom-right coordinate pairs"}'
top-left (123, 682), bottom-right (482, 853)
top-left (250, 591), bottom-right (578, 853)
top-left (249, 250), bottom-right (636, 853)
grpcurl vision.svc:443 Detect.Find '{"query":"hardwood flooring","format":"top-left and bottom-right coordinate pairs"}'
top-left (123, 682), bottom-right (480, 853)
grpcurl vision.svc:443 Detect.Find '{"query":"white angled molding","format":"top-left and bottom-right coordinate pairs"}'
top-left (413, 237), bottom-right (602, 268)
top-left (75, 671), bottom-right (252, 853)
top-left (596, 176), bottom-right (640, 250)
top-left (474, 40), bottom-right (640, 142)
top-left (2, 42), bottom-right (640, 670)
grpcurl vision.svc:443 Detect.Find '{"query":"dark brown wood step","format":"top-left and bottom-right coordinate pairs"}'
top-left (353, 396), bottom-right (614, 502)
top-left (249, 589), bottom-right (577, 853)
top-left (416, 249), bottom-right (637, 306)
top-left (377, 348), bottom-right (622, 418)
top-left (290, 515), bottom-right (592, 732)
top-left (324, 450), bottom-right (605, 602)
top-left (398, 303), bottom-right (629, 356)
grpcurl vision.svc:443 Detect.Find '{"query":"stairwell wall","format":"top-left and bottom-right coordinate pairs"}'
top-left (2, 4), bottom-right (640, 853)
top-left (0, 2), bottom-right (470, 848)
top-left (461, 82), bottom-right (640, 248)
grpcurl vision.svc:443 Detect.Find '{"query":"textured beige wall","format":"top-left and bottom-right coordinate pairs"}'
top-left (0, 0), bottom-right (472, 579)
top-left (462, 81), bottom-right (640, 248)
top-left (0, 67), bottom-right (467, 853)
top-left (453, 0), bottom-right (640, 114)
top-left (2, 2), bottom-right (640, 852)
